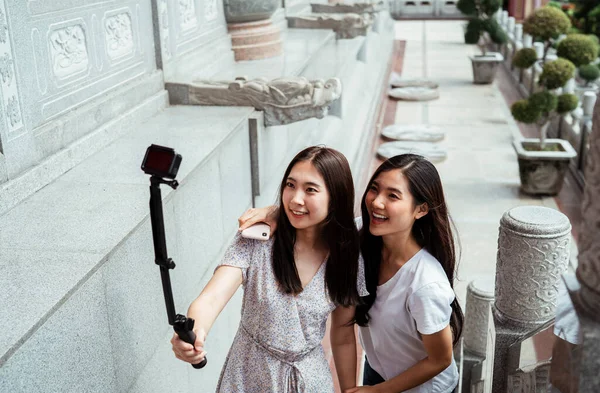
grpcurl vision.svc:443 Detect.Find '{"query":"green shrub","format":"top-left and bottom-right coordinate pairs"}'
top-left (511, 100), bottom-right (541, 124)
top-left (457, 0), bottom-right (501, 17)
top-left (529, 91), bottom-right (559, 113)
top-left (485, 18), bottom-right (508, 44)
top-left (524, 6), bottom-right (571, 41)
top-left (579, 64), bottom-right (600, 83)
top-left (556, 93), bottom-right (579, 114)
top-left (457, 0), bottom-right (477, 16)
top-left (556, 34), bottom-right (599, 66)
top-left (512, 48), bottom-right (539, 69)
top-left (539, 58), bottom-right (576, 89)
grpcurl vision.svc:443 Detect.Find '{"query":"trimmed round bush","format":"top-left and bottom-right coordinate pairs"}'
top-left (529, 91), bottom-right (558, 113)
top-left (523, 6), bottom-right (571, 41)
top-left (485, 18), bottom-right (508, 44)
top-left (511, 100), bottom-right (541, 124)
top-left (579, 64), bottom-right (600, 83)
top-left (464, 18), bottom-right (484, 44)
top-left (457, 0), bottom-right (477, 16)
top-left (539, 58), bottom-right (576, 89)
top-left (512, 48), bottom-right (538, 69)
top-left (556, 34), bottom-right (599, 66)
top-left (556, 93), bottom-right (579, 114)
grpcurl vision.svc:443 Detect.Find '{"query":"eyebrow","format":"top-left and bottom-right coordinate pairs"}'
top-left (372, 180), bottom-right (403, 195)
top-left (287, 177), bottom-right (322, 188)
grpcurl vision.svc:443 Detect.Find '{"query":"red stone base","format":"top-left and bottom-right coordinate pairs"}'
top-left (228, 19), bottom-right (282, 61)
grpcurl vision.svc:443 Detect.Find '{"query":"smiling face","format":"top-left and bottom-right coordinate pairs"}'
top-left (365, 168), bottom-right (428, 237)
top-left (282, 160), bottom-right (330, 231)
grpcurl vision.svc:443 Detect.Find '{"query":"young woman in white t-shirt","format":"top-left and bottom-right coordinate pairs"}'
top-left (238, 154), bottom-right (463, 392)
top-left (348, 153), bottom-right (463, 393)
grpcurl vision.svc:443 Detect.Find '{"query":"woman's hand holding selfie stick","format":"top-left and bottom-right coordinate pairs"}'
top-left (142, 145), bottom-right (207, 369)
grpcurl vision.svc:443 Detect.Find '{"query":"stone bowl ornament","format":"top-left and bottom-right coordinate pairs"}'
top-left (389, 72), bottom-right (439, 89)
top-left (377, 141), bottom-right (447, 163)
top-left (381, 124), bottom-right (444, 142)
top-left (224, 0), bottom-right (280, 23)
top-left (388, 87), bottom-right (440, 101)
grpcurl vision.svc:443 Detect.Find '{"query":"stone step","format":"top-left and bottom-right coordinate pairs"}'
top-left (0, 104), bottom-right (256, 392)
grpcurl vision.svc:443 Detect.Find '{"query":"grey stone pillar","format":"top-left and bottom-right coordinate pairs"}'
top-left (492, 206), bottom-right (571, 393)
top-left (460, 279), bottom-right (494, 393)
top-left (568, 91), bottom-right (600, 392)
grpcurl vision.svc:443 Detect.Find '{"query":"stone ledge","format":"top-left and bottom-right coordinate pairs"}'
top-left (0, 105), bottom-right (255, 368)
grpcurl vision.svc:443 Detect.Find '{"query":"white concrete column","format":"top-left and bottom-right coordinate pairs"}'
top-left (514, 24), bottom-right (523, 43)
top-left (523, 34), bottom-right (533, 48)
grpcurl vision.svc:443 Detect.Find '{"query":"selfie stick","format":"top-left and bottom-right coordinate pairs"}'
top-left (148, 175), bottom-right (207, 369)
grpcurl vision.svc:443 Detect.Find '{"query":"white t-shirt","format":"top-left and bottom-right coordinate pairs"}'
top-left (356, 219), bottom-right (458, 393)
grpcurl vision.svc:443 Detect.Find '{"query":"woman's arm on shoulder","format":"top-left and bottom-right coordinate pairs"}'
top-left (330, 305), bottom-right (359, 391)
top-left (345, 326), bottom-right (453, 393)
top-left (238, 206), bottom-right (279, 231)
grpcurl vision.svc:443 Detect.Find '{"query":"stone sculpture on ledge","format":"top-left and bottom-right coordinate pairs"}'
top-left (310, 1), bottom-right (385, 14)
top-left (287, 13), bottom-right (373, 39)
top-left (168, 76), bottom-right (342, 126)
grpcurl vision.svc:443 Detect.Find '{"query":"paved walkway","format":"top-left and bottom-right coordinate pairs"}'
top-left (368, 20), bottom-right (578, 304)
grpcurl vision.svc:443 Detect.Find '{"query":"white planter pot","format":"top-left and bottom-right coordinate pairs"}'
top-left (513, 138), bottom-right (577, 195)
top-left (470, 52), bottom-right (504, 84)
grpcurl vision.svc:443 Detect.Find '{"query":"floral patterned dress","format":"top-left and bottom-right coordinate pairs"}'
top-left (215, 233), bottom-right (367, 393)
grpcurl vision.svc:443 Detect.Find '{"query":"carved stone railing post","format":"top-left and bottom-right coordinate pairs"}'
top-left (568, 90), bottom-right (600, 392)
top-left (223, 0), bottom-right (283, 60)
top-left (167, 76), bottom-right (342, 126)
top-left (492, 206), bottom-right (571, 393)
top-left (459, 279), bottom-right (494, 393)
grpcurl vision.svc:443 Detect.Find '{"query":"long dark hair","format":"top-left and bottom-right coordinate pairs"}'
top-left (272, 146), bottom-right (361, 307)
top-left (355, 154), bottom-right (463, 345)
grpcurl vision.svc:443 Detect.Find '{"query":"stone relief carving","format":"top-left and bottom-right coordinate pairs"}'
top-left (576, 93), bottom-right (600, 313)
top-left (0, 0), bottom-right (22, 133)
top-left (496, 231), bottom-right (570, 324)
top-left (179, 0), bottom-right (198, 31)
top-left (49, 24), bottom-right (89, 79)
top-left (105, 12), bottom-right (134, 60)
top-left (177, 76), bottom-right (342, 126)
top-left (310, 1), bottom-right (385, 14)
top-left (6, 95), bottom-right (20, 126)
top-left (158, 0), bottom-right (171, 61)
top-left (0, 52), bottom-right (13, 84)
top-left (205, 0), bottom-right (218, 21)
top-left (0, 7), bottom-right (7, 43)
top-left (287, 13), bottom-right (373, 39)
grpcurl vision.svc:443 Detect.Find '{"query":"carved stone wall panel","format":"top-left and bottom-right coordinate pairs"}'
top-left (0, 0), bottom-right (24, 136)
top-left (205, 0), bottom-right (218, 22)
top-left (48, 21), bottom-right (90, 80)
top-left (178, 0), bottom-right (198, 33)
top-left (157, 0), bottom-right (172, 62)
top-left (104, 11), bottom-right (134, 61)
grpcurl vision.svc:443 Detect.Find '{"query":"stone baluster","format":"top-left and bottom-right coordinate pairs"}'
top-left (492, 206), bottom-right (571, 393)
top-left (501, 10), bottom-right (509, 29)
top-left (523, 34), bottom-right (533, 48)
top-left (514, 24), bottom-right (523, 44)
top-left (223, 0), bottom-right (283, 60)
top-left (534, 41), bottom-right (544, 59)
top-left (460, 279), bottom-right (494, 393)
top-left (507, 17), bottom-right (515, 38)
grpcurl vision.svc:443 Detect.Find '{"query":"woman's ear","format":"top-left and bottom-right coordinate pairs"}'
top-left (415, 203), bottom-right (429, 220)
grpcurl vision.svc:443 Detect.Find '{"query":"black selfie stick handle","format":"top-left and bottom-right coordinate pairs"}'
top-left (173, 314), bottom-right (207, 369)
top-left (148, 176), bottom-right (207, 370)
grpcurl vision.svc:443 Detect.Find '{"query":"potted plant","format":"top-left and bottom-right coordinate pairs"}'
top-left (510, 58), bottom-right (579, 195)
top-left (457, 0), bottom-right (508, 84)
top-left (556, 33), bottom-right (600, 95)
